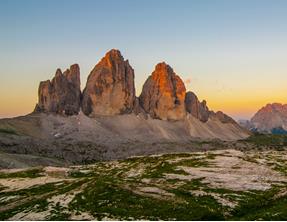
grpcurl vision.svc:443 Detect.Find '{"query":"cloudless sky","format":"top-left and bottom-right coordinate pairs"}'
top-left (1, 0), bottom-right (287, 119)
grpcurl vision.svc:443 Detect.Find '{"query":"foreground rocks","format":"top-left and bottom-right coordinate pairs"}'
top-left (0, 149), bottom-right (286, 220)
top-left (34, 64), bottom-right (81, 115)
top-left (81, 49), bottom-right (136, 116)
top-left (139, 62), bottom-right (186, 120)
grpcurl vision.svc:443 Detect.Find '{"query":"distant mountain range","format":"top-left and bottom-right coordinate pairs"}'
top-left (239, 103), bottom-right (287, 134)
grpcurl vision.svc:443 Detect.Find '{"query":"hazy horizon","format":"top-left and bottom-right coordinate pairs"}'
top-left (1, 0), bottom-right (287, 120)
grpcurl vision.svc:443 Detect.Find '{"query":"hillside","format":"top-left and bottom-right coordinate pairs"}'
top-left (0, 149), bottom-right (287, 220)
top-left (0, 112), bottom-right (249, 166)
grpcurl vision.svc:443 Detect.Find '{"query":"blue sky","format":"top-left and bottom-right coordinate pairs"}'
top-left (1, 0), bottom-right (287, 119)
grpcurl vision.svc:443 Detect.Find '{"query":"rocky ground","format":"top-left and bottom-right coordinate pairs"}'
top-left (0, 149), bottom-right (287, 220)
top-left (0, 112), bottom-right (249, 168)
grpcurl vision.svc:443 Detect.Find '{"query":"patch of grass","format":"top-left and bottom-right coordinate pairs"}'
top-left (2, 151), bottom-right (287, 220)
top-left (0, 182), bottom-right (57, 198)
top-left (68, 170), bottom-right (95, 178)
top-left (0, 198), bottom-right (49, 220)
top-left (175, 158), bottom-right (210, 168)
top-left (229, 186), bottom-right (287, 220)
top-left (177, 178), bottom-right (209, 191)
top-left (48, 202), bottom-right (70, 220)
top-left (143, 160), bottom-right (189, 178)
top-left (57, 179), bottom-right (88, 194)
top-left (0, 180), bottom-right (85, 220)
top-left (70, 177), bottom-right (225, 220)
top-left (242, 133), bottom-right (287, 149)
top-left (267, 159), bottom-right (287, 176)
top-left (0, 127), bottom-right (18, 135)
top-left (0, 168), bottom-right (43, 179)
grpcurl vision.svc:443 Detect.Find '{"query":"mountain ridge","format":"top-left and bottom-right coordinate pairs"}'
top-left (34, 49), bottom-right (240, 126)
top-left (0, 49), bottom-right (250, 165)
top-left (250, 103), bottom-right (287, 133)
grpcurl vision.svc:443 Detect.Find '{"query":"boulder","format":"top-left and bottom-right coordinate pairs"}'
top-left (139, 62), bottom-right (186, 120)
top-left (35, 64), bottom-right (81, 115)
top-left (81, 49), bottom-right (136, 116)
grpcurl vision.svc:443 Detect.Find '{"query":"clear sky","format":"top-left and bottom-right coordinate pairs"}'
top-left (1, 0), bottom-right (287, 120)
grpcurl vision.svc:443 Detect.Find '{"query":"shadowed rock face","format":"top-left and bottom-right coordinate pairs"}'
top-left (81, 49), bottom-right (136, 116)
top-left (34, 64), bottom-right (81, 115)
top-left (185, 91), bottom-right (236, 124)
top-left (139, 62), bottom-right (186, 120)
top-left (185, 91), bottom-right (209, 122)
top-left (209, 111), bottom-right (236, 124)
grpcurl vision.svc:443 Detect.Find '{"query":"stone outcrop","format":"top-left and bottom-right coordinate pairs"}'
top-left (81, 49), bottom-right (136, 116)
top-left (139, 62), bottom-right (186, 120)
top-left (209, 111), bottom-right (236, 124)
top-left (185, 91), bottom-right (209, 122)
top-left (34, 64), bottom-right (81, 115)
top-left (185, 91), bottom-right (235, 124)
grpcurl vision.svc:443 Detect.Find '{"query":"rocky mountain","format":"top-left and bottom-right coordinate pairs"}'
top-left (139, 62), bottom-right (186, 120)
top-left (185, 91), bottom-right (210, 122)
top-left (185, 91), bottom-right (236, 124)
top-left (34, 64), bottom-right (81, 115)
top-left (0, 49), bottom-right (250, 166)
top-left (30, 49), bottom-right (246, 136)
top-left (249, 103), bottom-right (287, 133)
top-left (81, 49), bottom-right (135, 116)
top-left (32, 49), bottom-right (239, 127)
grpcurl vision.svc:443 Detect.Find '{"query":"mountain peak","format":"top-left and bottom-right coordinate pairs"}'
top-left (104, 49), bottom-right (123, 60)
top-left (250, 102), bottom-right (287, 133)
top-left (139, 63), bottom-right (186, 120)
top-left (81, 49), bottom-right (135, 116)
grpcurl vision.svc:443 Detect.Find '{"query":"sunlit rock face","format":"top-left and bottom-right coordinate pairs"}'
top-left (139, 62), bottom-right (186, 120)
top-left (81, 49), bottom-right (136, 116)
top-left (34, 64), bottom-right (81, 115)
top-left (250, 103), bottom-right (287, 133)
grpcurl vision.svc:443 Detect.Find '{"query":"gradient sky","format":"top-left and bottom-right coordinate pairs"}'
top-left (1, 0), bottom-right (287, 120)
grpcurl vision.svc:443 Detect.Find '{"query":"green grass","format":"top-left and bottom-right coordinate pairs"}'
top-left (0, 180), bottom-right (87, 220)
top-left (230, 186), bottom-right (287, 220)
top-left (175, 158), bottom-right (210, 168)
top-left (48, 202), bottom-right (70, 220)
top-left (0, 182), bottom-right (57, 198)
top-left (0, 168), bottom-right (43, 179)
top-left (70, 177), bottom-right (225, 220)
top-left (242, 133), bottom-right (287, 148)
top-left (0, 127), bottom-right (18, 135)
top-left (1, 152), bottom-right (287, 220)
top-left (0, 198), bottom-right (49, 220)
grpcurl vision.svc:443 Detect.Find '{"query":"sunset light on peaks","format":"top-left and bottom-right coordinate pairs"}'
top-left (1, 1), bottom-right (287, 220)
top-left (1, 0), bottom-right (287, 120)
